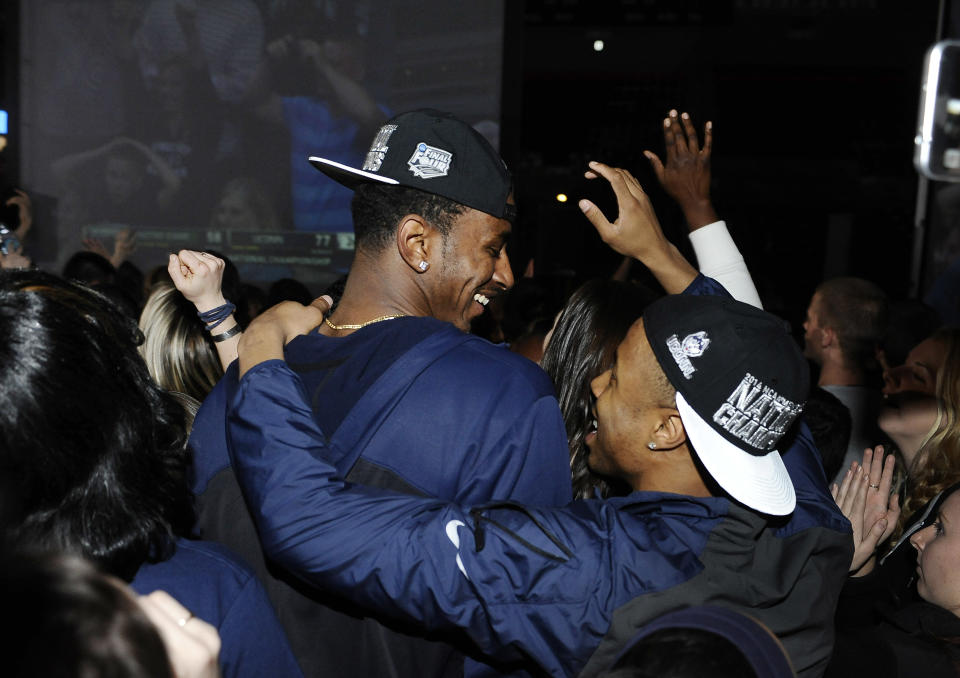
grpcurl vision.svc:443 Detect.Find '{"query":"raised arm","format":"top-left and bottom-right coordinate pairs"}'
top-left (298, 38), bottom-right (382, 134)
top-left (118, 137), bottom-right (183, 208)
top-left (51, 137), bottom-right (182, 208)
top-left (253, 35), bottom-right (383, 138)
top-left (644, 110), bottom-right (718, 231)
top-left (578, 161), bottom-right (698, 294)
top-left (169, 250), bottom-right (242, 369)
top-left (50, 138), bottom-right (120, 184)
top-left (85, 228), bottom-right (138, 269)
top-left (645, 110), bottom-right (762, 308)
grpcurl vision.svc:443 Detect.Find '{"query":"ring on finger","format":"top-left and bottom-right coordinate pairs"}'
top-left (178, 612), bottom-right (194, 627)
top-left (869, 483), bottom-right (880, 490)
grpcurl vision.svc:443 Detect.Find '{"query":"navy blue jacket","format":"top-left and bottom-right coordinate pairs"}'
top-left (190, 317), bottom-right (572, 677)
top-left (131, 539), bottom-right (302, 678)
top-left (225, 306), bottom-right (853, 677)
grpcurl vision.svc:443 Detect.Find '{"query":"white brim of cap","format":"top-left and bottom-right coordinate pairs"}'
top-left (676, 392), bottom-right (796, 516)
top-left (308, 156), bottom-right (400, 189)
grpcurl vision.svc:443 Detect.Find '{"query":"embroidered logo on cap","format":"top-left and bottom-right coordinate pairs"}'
top-left (408, 142), bottom-right (452, 179)
top-left (666, 331), bottom-right (710, 379)
top-left (362, 124), bottom-right (398, 172)
top-left (681, 331), bottom-right (710, 358)
top-left (712, 373), bottom-right (802, 451)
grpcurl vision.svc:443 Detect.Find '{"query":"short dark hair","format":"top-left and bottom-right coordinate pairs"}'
top-left (2, 551), bottom-right (173, 678)
top-left (63, 251), bottom-right (116, 287)
top-left (815, 277), bottom-right (887, 373)
top-left (540, 279), bottom-right (658, 499)
top-left (350, 183), bottom-right (467, 253)
top-left (0, 271), bottom-right (195, 581)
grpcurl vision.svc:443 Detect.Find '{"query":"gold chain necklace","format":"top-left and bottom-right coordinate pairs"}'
top-left (324, 314), bottom-right (406, 331)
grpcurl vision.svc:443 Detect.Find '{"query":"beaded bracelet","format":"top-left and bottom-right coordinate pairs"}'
top-left (211, 324), bottom-right (242, 343)
top-left (198, 302), bottom-right (236, 331)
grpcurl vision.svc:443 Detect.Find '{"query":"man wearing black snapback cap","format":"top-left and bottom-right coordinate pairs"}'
top-left (223, 162), bottom-right (853, 677)
top-left (188, 110), bottom-right (572, 677)
top-left (309, 108), bottom-right (517, 226)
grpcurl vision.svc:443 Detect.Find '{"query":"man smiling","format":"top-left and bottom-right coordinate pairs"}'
top-left (226, 282), bottom-right (852, 678)
top-left (224, 162), bottom-right (853, 678)
top-left (189, 110), bottom-right (571, 678)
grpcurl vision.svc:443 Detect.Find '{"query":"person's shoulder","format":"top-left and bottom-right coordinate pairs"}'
top-left (441, 331), bottom-right (556, 397)
top-left (147, 539), bottom-right (256, 586)
top-left (282, 327), bottom-right (339, 357)
top-left (130, 539), bottom-right (263, 621)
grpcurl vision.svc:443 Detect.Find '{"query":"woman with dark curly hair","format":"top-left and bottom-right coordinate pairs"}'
top-left (539, 279), bottom-right (656, 499)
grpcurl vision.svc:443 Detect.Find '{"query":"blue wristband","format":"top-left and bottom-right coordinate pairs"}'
top-left (198, 302), bottom-right (236, 331)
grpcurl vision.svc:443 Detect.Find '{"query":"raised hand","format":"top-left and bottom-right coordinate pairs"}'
top-left (832, 445), bottom-right (900, 576)
top-left (168, 250), bottom-right (227, 312)
top-left (112, 228), bottom-right (137, 267)
top-left (644, 110), bottom-right (718, 230)
top-left (578, 161), bottom-right (697, 293)
top-left (169, 250), bottom-right (243, 369)
top-left (82, 237), bottom-right (113, 260)
top-left (860, 445), bottom-right (900, 544)
top-left (83, 229), bottom-right (137, 268)
top-left (579, 161), bottom-right (669, 261)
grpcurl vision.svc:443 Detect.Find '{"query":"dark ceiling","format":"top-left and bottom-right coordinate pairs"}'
top-left (505, 0), bottom-right (940, 323)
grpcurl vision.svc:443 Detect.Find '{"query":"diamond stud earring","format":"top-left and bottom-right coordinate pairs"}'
top-left (648, 442), bottom-right (657, 450)
top-left (418, 261), bottom-right (429, 272)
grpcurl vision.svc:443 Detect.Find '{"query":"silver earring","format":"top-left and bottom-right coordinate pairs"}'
top-left (418, 261), bottom-right (429, 272)
top-left (647, 442), bottom-right (657, 450)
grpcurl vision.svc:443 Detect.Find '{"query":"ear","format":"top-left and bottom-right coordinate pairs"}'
top-left (821, 326), bottom-right (837, 350)
top-left (396, 214), bottom-right (427, 272)
top-left (397, 213), bottom-right (442, 273)
top-left (651, 409), bottom-right (686, 450)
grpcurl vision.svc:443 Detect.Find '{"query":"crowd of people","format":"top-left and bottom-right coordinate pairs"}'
top-left (32, 0), bottom-right (391, 242)
top-left (0, 105), bottom-right (958, 678)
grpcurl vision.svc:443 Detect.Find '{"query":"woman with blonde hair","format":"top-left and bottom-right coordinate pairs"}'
top-left (140, 250), bottom-right (243, 402)
top-left (832, 327), bottom-right (960, 578)
top-left (139, 280), bottom-right (222, 403)
top-left (887, 327), bottom-right (960, 531)
top-left (824, 327), bottom-right (960, 676)
top-left (830, 326), bottom-right (960, 669)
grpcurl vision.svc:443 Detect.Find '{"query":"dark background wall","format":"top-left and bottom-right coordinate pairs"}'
top-left (503, 0), bottom-right (942, 328)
